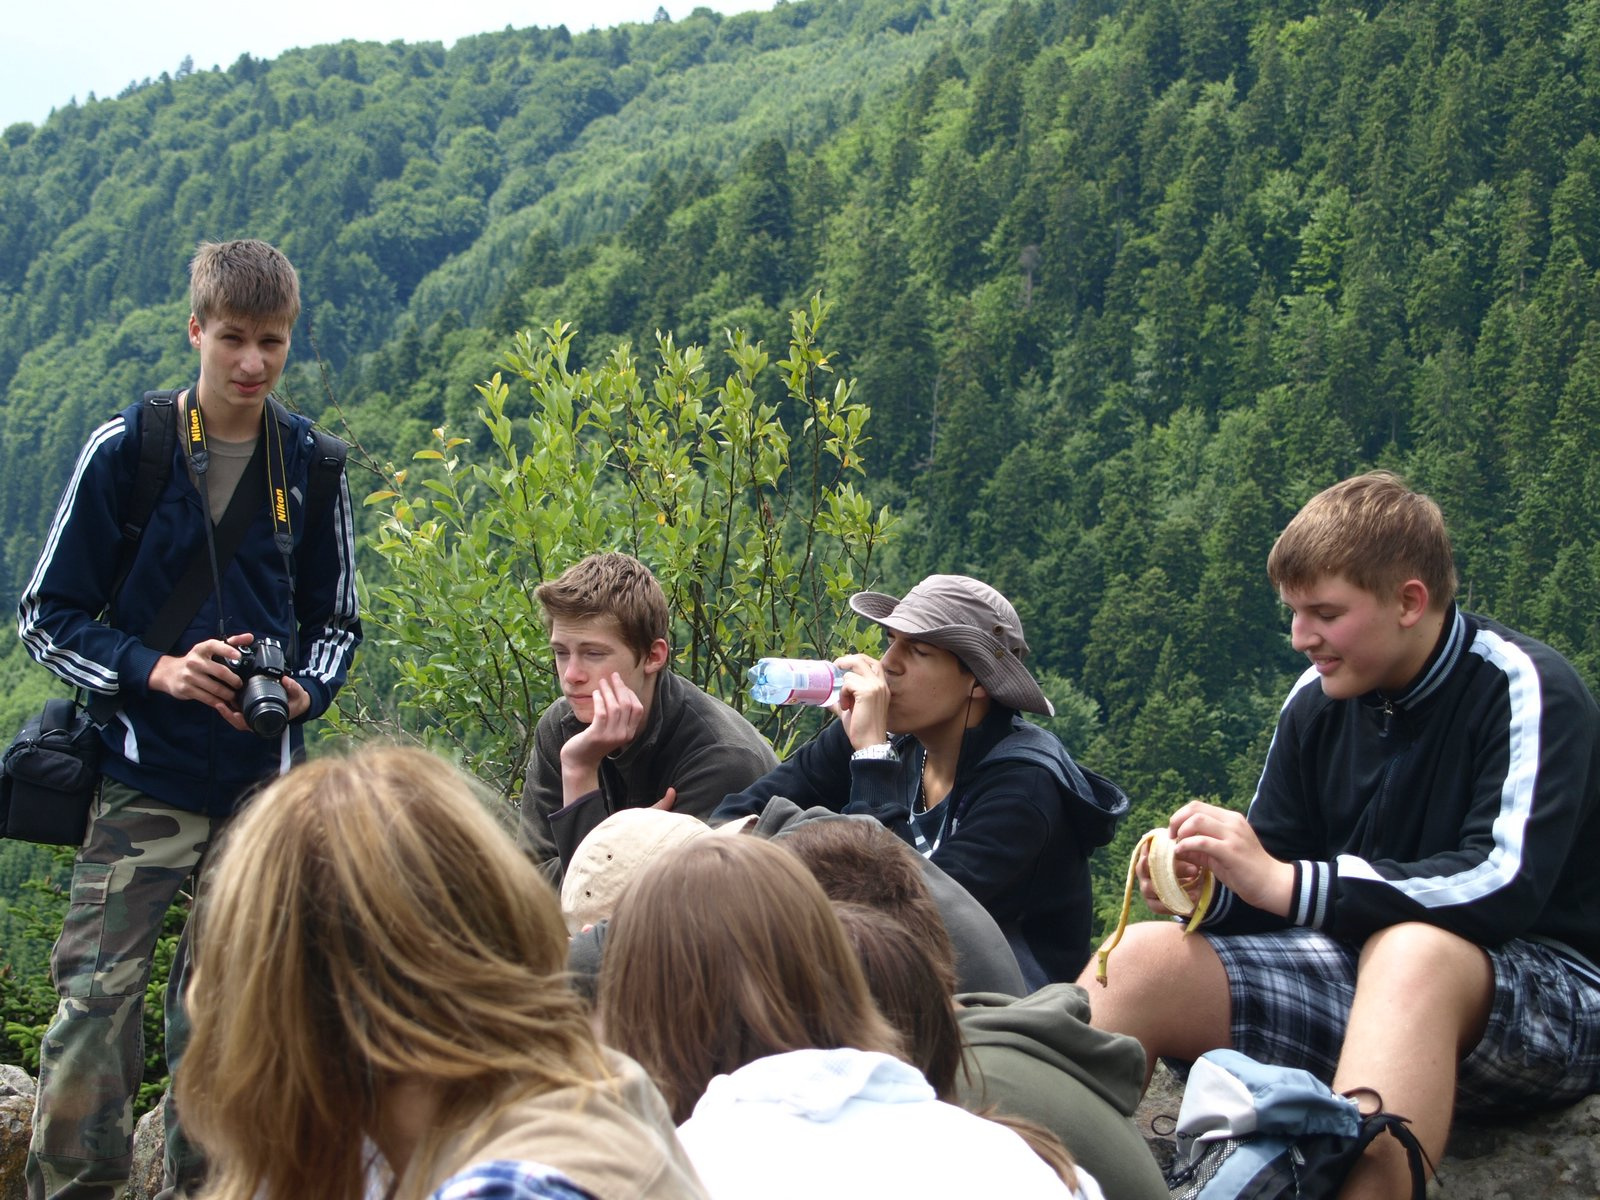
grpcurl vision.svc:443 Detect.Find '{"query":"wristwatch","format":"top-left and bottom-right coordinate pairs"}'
top-left (850, 742), bottom-right (897, 762)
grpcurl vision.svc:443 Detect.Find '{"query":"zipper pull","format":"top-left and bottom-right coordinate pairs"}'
top-left (1380, 699), bottom-right (1395, 738)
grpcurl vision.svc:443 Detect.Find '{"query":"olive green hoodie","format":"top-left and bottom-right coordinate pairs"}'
top-left (956, 984), bottom-right (1167, 1200)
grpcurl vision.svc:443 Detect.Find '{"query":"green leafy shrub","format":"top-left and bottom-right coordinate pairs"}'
top-left (347, 296), bottom-right (898, 796)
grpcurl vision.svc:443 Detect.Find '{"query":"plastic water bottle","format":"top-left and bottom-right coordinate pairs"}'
top-left (747, 657), bottom-right (843, 706)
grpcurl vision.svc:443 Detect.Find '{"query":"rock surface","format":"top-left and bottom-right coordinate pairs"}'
top-left (1, 1068), bottom-right (37, 1200)
top-left (129, 1098), bottom-right (165, 1200)
top-left (0, 1073), bottom-right (164, 1200)
top-left (4, 1066), bottom-right (1599, 1197)
top-left (1134, 1061), bottom-right (1600, 1198)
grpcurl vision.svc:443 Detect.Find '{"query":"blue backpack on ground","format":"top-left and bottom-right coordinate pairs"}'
top-left (1164, 1049), bottom-right (1428, 1199)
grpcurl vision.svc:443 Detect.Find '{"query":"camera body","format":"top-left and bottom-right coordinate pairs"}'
top-left (228, 637), bottom-right (290, 738)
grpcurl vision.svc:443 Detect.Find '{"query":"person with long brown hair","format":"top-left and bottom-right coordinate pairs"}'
top-left (597, 834), bottom-right (1081, 1198)
top-left (176, 743), bottom-right (706, 1200)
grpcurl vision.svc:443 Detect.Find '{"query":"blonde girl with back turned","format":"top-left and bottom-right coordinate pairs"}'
top-left (177, 743), bottom-right (706, 1200)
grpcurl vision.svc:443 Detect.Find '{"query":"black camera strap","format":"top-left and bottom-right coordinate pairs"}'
top-left (85, 389), bottom-right (309, 728)
top-left (139, 392), bottom-right (283, 655)
top-left (184, 387), bottom-right (231, 644)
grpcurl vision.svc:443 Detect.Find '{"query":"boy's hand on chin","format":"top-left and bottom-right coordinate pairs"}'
top-left (563, 673), bottom-right (645, 763)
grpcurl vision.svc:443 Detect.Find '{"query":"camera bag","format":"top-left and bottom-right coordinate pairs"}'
top-left (0, 698), bottom-right (103, 845)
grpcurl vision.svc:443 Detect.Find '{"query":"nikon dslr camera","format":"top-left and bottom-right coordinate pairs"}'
top-left (227, 637), bottom-right (290, 738)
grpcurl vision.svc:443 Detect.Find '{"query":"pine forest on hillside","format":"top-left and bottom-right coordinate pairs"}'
top-left (4, 0), bottom-right (1600, 1070)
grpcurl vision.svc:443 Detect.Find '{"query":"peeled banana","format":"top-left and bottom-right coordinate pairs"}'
top-left (1094, 827), bottom-right (1215, 986)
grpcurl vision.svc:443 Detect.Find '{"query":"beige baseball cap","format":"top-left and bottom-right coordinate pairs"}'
top-left (560, 807), bottom-right (754, 934)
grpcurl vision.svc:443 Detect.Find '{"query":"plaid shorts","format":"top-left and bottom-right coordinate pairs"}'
top-left (1204, 927), bottom-right (1600, 1119)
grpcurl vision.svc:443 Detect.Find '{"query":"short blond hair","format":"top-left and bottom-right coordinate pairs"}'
top-left (178, 744), bottom-right (605, 1200)
top-left (536, 552), bottom-right (669, 662)
top-left (188, 239), bottom-right (301, 328)
top-left (1267, 471), bottom-right (1457, 610)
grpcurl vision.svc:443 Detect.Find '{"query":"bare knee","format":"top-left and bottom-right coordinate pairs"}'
top-left (1357, 922), bottom-right (1490, 988)
top-left (1079, 922), bottom-right (1231, 1073)
top-left (1356, 922), bottom-right (1492, 1049)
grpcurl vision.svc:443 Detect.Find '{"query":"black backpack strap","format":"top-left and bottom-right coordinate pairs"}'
top-left (127, 391), bottom-right (182, 543)
top-left (304, 426), bottom-right (348, 521)
top-left (107, 390), bottom-right (182, 614)
top-left (266, 399), bottom-right (348, 673)
top-left (1355, 1111), bottom-right (1432, 1199)
top-left (1340, 1088), bottom-right (1433, 1199)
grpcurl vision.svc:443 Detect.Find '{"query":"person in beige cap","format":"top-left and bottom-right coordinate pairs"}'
top-left (560, 806), bottom-right (753, 934)
top-left (715, 575), bottom-right (1129, 987)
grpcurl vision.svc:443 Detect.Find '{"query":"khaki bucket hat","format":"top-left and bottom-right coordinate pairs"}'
top-left (849, 575), bottom-right (1054, 716)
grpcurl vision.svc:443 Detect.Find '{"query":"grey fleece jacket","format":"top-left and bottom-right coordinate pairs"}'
top-left (750, 796), bottom-right (1027, 996)
top-left (518, 668), bottom-right (776, 882)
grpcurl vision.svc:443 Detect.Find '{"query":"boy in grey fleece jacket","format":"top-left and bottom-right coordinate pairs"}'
top-left (516, 552), bottom-right (775, 881)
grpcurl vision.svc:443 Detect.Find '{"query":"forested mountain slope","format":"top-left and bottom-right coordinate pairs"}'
top-left (0, 0), bottom-right (963, 603)
top-left (4, 0), bottom-right (1600, 921)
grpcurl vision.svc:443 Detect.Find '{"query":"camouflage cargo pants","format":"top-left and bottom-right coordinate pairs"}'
top-left (26, 779), bottom-right (215, 1200)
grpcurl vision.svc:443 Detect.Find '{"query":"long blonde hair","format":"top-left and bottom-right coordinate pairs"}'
top-left (178, 743), bottom-right (606, 1200)
top-left (597, 835), bottom-right (903, 1123)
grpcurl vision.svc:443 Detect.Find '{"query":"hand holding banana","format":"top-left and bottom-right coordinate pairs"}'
top-left (1094, 826), bottom-right (1215, 986)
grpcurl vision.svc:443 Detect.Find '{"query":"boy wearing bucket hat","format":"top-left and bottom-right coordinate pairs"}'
top-left (716, 575), bottom-right (1129, 987)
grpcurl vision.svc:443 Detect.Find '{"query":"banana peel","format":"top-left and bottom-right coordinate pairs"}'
top-left (1094, 827), bottom-right (1215, 986)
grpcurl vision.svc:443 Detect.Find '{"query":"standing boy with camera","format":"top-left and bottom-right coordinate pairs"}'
top-left (16, 239), bottom-right (362, 1199)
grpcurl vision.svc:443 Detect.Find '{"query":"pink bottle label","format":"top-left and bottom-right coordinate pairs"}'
top-left (788, 662), bottom-right (838, 705)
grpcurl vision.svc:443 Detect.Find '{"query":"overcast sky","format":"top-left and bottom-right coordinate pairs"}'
top-left (4, 0), bottom-right (774, 130)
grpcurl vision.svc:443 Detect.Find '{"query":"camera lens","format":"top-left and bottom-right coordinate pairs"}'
top-left (241, 676), bottom-right (290, 738)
